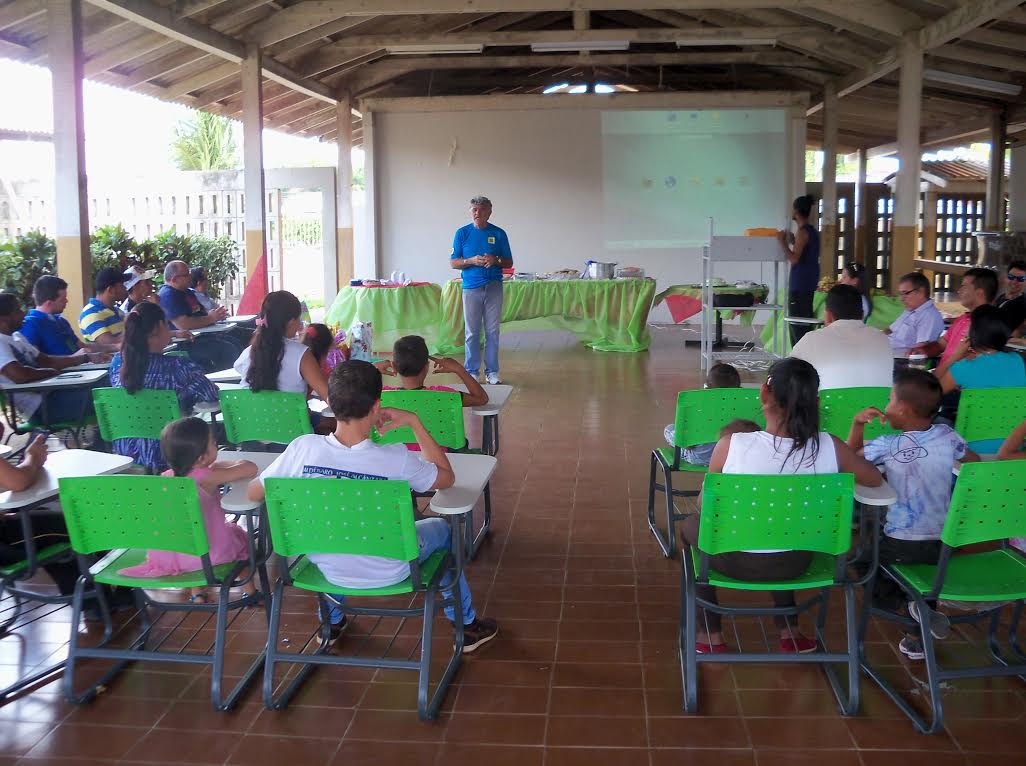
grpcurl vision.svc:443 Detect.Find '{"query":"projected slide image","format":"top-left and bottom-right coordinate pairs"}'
top-left (601, 110), bottom-right (788, 250)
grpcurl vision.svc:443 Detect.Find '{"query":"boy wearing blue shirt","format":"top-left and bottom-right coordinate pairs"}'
top-left (848, 369), bottom-right (980, 660)
top-left (449, 196), bottom-right (512, 385)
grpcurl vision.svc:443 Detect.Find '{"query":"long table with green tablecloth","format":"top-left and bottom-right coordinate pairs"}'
top-left (760, 292), bottom-right (904, 356)
top-left (324, 283), bottom-right (442, 353)
top-left (437, 278), bottom-right (657, 353)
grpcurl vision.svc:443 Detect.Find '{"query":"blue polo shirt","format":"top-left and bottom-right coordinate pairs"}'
top-left (18, 309), bottom-right (80, 356)
top-left (158, 285), bottom-right (206, 329)
top-left (451, 223), bottom-right (512, 290)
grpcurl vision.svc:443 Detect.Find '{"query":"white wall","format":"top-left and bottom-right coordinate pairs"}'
top-left (369, 101), bottom-right (798, 322)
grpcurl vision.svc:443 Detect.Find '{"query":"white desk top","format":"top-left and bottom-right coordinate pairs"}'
top-left (0, 450), bottom-right (133, 510)
top-left (218, 450), bottom-right (279, 512)
top-left (207, 368), bottom-right (242, 383)
top-left (429, 453), bottom-right (498, 516)
top-left (854, 479), bottom-right (897, 507)
top-left (68, 361), bottom-right (112, 372)
top-left (451, 383), bottom-right (514, 416)
top-left (1, 368), bottom-right (108, 393)
top-left (0, 444), bottom-right (12, 458)
top-left (190, 322), bottom-right (237, 336)
top-left (230, 315), bottom-right (258, 324)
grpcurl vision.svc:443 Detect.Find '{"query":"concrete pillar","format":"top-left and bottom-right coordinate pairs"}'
top-left (892, 32), bottom-right (923, 287)
top-left (985, 109), bottom-right (1006, 230)
top-left (854, 148), bottom-right (868, 267)
top-left (360, 108), bottom-right (379, 278)
top-left (336, 92), bottom-right (355, 288)
top-left (241, 43), bottom-right (267, 296)
top-left (820, 82), bottom-right (839, 279)
top-left (787, 105), bottom-right (807, 224)
top-left (48, 0), bottom-right (91, 327)
top-left (1011, 142), bottom-right (1026, 231)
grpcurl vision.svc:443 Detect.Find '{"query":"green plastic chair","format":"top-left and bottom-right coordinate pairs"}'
top-left (374, 389), bottom-right (466, 450)
top-left (819, 386), bottom-right (901, 442)
top-left (862, 460), bottom-right (1026, 734)
top-left (375, 389), bottom-right (492, 558)
top-left (954, 387), bottom-right (1026, 455)
top-left (92, 387), bottom-right (180, 442)
top-left (58, 475), bottom-right (267, 711)
top-left (262, 477), bottom-right (462, 721)
top-left (681, 472), bottom-right (862, 715)
top-left (219, 389), bottom-right (312, 445)
top-left (647, 388), bottom-right (765, 557)
top-left (0, 389), bottom-right (98, 449)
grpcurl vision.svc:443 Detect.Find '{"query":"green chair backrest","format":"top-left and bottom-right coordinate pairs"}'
top-left (819, 386), bottom-right (899, 441)
top-left (698, 473), bottom-right (855, 556)
top-left (59, 475), bottom-right (208, 556)
top-left (673, 388), bottom-right (764, 449)
top-left (374, 389), bottom-right (466, 450)
top-left (92, 387), bottom-right (181, 442)
top-left (940, 460), bottom-right (1026, 548)
top-left (263, 477), bottom-right (418, 560)
top-left (954, 387), bottom-right (1026, 449)
top-left (219, 389), bottom-right (313, 444)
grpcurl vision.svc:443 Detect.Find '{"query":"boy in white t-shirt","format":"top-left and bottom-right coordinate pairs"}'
top-left (247, 359), bottom-right (498, 653)
top-left (848, 368), bottom-right (979, 660)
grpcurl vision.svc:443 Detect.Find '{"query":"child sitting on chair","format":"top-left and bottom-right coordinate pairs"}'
top-left (847, 369), bottom-right (980, 661)
top-left (664, 362), bottom-right (741, 466)
top-left (303, 323), bottom-right (348, 378)
top-left (388, 335), bottom-right (489, 407)
top-left (118, 417), bottom-right (258, 604)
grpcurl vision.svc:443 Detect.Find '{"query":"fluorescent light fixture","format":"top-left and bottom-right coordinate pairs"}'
top-left (676, 37), bottom-right (776, 46)
top-left (542, 82), bottom-right (569, 94)
top-left (530, 40), bottom-right (629, 52)
top-left (568, 84), bottom-right (587, 94)
top-left (594, 83), bottom-right (615, 94)
top-left (923, 68), bottom-right (1021, 96)
top-left (386, 44), bottom-right (484, 55)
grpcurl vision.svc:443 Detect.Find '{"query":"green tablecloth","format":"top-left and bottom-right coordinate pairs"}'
top-left (653, 284), bottom-right (770, 326)
top-left (437, 278), bottom-right (657, 353)
top-left (760, 293), bottom-right (904, 356)
top-left (324, 284), bottom-right (442, 353)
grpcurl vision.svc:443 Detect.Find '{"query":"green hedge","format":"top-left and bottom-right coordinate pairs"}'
top-left (0, 225), bottom-right (240, 307)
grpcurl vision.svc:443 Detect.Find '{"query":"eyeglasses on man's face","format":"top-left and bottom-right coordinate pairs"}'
top-left (898, 288), bottom-right (920, 297)
top-left (1008, 272), bottom-right (1026, 283)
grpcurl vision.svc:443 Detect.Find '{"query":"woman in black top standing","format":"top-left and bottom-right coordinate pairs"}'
top-left (778, 195), bottom-right (821, 344)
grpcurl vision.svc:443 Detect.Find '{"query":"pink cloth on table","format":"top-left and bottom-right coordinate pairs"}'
top-left (662, 294), bottom-right (703, 324)
top-left (117, 466), bottom-right (249, 578)
top-left (383, 385), bottom-right (459, 452)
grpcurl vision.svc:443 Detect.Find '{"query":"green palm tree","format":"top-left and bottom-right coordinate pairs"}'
top-left (171, 111), bottom-right (239, 171)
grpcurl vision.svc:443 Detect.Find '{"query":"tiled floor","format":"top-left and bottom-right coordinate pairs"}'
top-left (2, 327), bottom-right (1025, 766)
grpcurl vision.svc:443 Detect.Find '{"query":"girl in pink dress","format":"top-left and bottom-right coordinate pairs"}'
top-left (118, 417), bottom-right (258, 603)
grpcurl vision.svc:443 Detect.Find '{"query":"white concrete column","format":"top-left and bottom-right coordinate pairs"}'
top-left (986, 109), bottom-right (1006, 230)
top-left (241, 43), bottom-right (267, 301)
top-left (820, 81), bottom-right (839, 277)
top-left (360, 107), bottom-right (379, 278)
top-left (855, 147), bottom-right (869, 269)
top-left (1010, 142), bottom-right (1026, 231)
top-left (893, 32), bottom-right (923, 284)
top-left (48, 0), bottom-right (91, 327)
top-left (336, 92), bottom-right (355, 288)
top-left (787, 105), bottom-right (807, 226)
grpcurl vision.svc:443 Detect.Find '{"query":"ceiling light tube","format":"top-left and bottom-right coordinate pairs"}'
top-left (923, 68), bottom-right (1021, 96)
top-left (530, 40), bottom-right (630, 52)
top-left (676, 37), bottom-right (776, 46)
top-left (386, 44), bottom-right (484, 55)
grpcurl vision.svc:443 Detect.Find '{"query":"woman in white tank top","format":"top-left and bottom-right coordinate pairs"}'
top-left (681, 358), bottom-right (882, 655)
top-left (232, 291), bottom-right (333, 431)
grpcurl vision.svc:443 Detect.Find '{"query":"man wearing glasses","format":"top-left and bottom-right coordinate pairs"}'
top-left (158, 259), bottom-right (241, 371)
top-left (996, 260), bottom-right (1026, 336)
top-left (885, 272), bottom-right (946, 355)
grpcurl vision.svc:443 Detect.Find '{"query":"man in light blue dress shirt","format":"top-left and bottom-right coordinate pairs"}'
top-left (886, 272), bottom-right (946, 355)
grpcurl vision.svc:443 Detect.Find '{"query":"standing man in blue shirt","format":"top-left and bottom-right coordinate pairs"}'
top-left (450, 196), bottom-right (513, 384)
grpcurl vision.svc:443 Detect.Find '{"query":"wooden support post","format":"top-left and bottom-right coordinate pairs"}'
top-left (48, 0), bottom-right (91, 328)
top-left (985, 109), bottom-right (1006, 230)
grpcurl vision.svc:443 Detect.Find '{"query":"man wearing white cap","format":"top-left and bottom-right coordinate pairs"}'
top-left (120, 265), bottom-right (158, 314)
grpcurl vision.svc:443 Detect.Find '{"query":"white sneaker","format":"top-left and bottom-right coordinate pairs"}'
top-left (485, 372), bottom-right (502, 385)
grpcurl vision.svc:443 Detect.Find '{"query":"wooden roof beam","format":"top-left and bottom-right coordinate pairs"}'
top-left (84, 0), bottom-right (338, 103)
top-left (808, 0), bottom-right (1024, 113)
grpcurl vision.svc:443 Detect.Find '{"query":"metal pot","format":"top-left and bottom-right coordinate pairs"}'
top-left (586, 260), bottom-right (617, 279)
